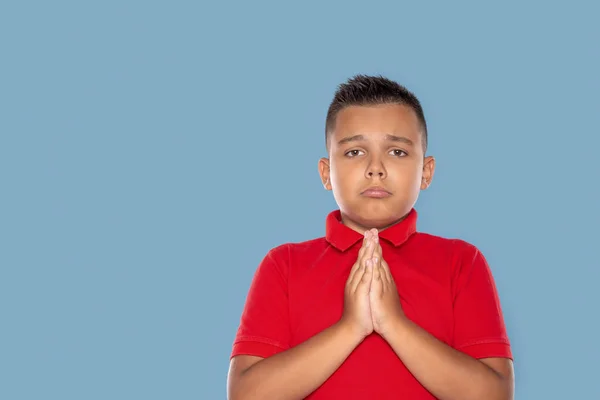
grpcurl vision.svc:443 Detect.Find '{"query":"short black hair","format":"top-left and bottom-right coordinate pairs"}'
top-left (325, 74), bottom-right (428, 153)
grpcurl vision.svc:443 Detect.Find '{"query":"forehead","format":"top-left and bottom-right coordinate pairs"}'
top-left (331, 104), bottom-right (422, 144)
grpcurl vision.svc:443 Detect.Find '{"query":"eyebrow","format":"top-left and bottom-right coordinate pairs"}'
top-left (337, 134), bottom-right (414, 146)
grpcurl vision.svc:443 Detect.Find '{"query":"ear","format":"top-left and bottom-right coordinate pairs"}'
top-left (318, 157), bottom-right (332, 190)
top-left (420, 156), bottom-right (435, 190)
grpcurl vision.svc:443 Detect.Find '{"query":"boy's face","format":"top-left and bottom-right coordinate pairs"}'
top-left (319, 104), bottom-right (435, 232)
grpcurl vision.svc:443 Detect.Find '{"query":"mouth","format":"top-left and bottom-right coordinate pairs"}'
top-left (361, 186), bottom-right (392, 198)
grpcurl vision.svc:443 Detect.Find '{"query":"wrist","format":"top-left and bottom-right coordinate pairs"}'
top-left (336, 318), bottom-right (368, 344)
top-left (379, 314), bottom-right (409, 342)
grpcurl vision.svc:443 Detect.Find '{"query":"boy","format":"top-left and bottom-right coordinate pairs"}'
top-left (227, 75), bottom-right (514, 399)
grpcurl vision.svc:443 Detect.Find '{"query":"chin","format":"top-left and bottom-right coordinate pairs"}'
top-left (350, 198), bottom-right (414, 226)
top-left (360, 215), bottom-right (397, 229)
top-left (347, 209), bottom-right (404, 230)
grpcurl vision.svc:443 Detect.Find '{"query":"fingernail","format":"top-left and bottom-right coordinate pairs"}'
top-left (373, 257), bottom-right (379, 264)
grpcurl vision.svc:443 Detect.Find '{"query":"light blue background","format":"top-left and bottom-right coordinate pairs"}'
top-left (1, 1), bottom-right (598, 399)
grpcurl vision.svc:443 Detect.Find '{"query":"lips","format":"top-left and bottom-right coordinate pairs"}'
top-left (361, 186), bottom-right (392, 198)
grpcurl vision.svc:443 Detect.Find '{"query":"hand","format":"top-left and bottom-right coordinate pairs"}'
top-left (340, 231), bottom-right (378, 340)
top-left (367, 232), bottom-right (405, 338)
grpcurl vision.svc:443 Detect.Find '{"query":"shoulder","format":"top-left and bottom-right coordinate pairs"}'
top-left (412, 231), bottom-right (482, 257)
top-left (410, 232), bottom-right (489, 281)
top-left (260, 236), bottom-right (329, 270)
top-left (410, 231), bottom-right (481, 261)
top-left (412, 233), bottom-right (496, 298)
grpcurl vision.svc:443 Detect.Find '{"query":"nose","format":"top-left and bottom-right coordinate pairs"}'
top-left (366, 157), bottom-right (387, 179)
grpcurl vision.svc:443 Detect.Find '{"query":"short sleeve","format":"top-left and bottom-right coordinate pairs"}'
top-left (230, 246), bottom-right (291, 360)
top-left (452, 242), bottom-right (513, 360)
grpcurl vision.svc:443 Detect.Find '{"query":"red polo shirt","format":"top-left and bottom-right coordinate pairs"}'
top-left (231, 209), bottom-right (512, 399)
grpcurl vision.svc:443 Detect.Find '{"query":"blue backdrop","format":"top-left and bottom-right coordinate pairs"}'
top-left (1, 1), bottom-right (598, 399)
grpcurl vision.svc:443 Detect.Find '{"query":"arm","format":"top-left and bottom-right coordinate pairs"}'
top-left (367, 236), bottom-right (514, 400)
top-left (227, 320), bottom-right (363, 400)
top-left (382, 317), bottom-right (514, 400)
top-left (228, 235), bottom-right (377, 400)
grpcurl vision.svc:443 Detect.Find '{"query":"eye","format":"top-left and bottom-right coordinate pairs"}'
top-left (345, 149), bottom-right (364, 158)
top-left (390, 149), bottom-right (407, 157)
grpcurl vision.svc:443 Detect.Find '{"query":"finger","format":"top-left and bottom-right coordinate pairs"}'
top-left (359, 232), bottom-right (378, 287)
top-left (356, 233), bottom-right (375, 272)
top-left (347, 257), bottom-right (362, 287)
top-left (372, 242), bottom-right (382, 264)
top-left (350, 259), bottom-right (367, 293)
top-left (370, 257), bottom-right (382, 294)
top-left (372, 244), bottom-right (386, 281)
top-left (373, 257), bottom-right (381, 282)
top-left (381, 258), bottom-right (393, 285)
top-left (366, 233), bottom-right (378, 260)
top-left (358, 232), bottom-right (372, 262)
top-left (346, 260), bottom-right (360, 291)
top-left (350, 236), bottom-right (374, 292)
top-left (357, 259), bottom-right (373, 294)
top-left (376, 257), bottom-right (385, 287)
top-left (347, 233), bottom-right (370, 285)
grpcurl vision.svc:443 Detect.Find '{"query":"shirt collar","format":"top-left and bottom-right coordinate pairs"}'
top-left (325, 209), bottom-right (418, 252)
